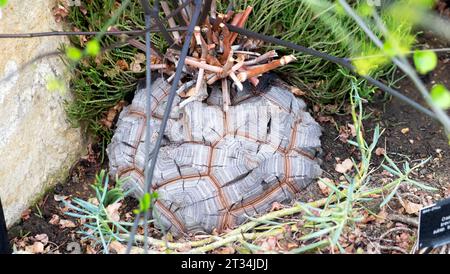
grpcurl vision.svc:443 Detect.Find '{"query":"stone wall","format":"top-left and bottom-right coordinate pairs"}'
top-left (0, 0), bottom-right (84, 226)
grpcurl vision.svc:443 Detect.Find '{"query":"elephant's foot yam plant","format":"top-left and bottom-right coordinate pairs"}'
top-left (4, 0), bottom-right (450, 255)
top-left (108, 77), bottom-right (322, 235)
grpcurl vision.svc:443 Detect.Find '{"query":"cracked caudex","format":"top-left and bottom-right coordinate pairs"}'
top-left (107, 76), bottom-right (322, 236)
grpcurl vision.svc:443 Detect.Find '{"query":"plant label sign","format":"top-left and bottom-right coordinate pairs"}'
top-left (418, 197), bottom-right (450, 249)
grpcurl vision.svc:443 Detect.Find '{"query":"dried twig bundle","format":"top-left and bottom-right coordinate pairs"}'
top-left (131, 4), bottom-right (298, 110)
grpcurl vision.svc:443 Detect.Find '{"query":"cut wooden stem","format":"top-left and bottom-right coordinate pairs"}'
top-left (219, 53), bottom-right (234, 78)
top-left (161, 1), bottom-right (181, 43)
top-left (234, 50), bottom-right (261, 56)
top-left (210, 0), bottom-right (217, 19)
top-left (243, 50), bottom-right (278, 66)
top-left (206, 55), bottom-right (222, 67)
top-left (193, 26), bottom-right (202, 47)
top-left (229, 71), bottom-right (243, 91)
top-left (212, 13), bottom-right (224, 31)
top-left (222, 79), bottom-right (230, 112)
top-left (206, 74), bottom-right (220, 85)
top-left (230, 12), bottom-right (243, 27)
top-left (228, 6), bottom-right (253, 46)
top-left (224, 10), bottom-right (235, 22)
top-left (150, 64), bottom-right (169, 70)
top-left (176, 79), bottom-right (196, 95)
top-left (208, 56), bottom-right (244, 86)
top-left (194, 26), bottom-right (209, 98)
top-left (238, 55), bottom-right (297, 81)
top-left (185, 57), bottom-right (223, 73)
top-left (249, 77), bottom-right (259, 87)
top-left (231, 55), bottom-right (245, 71)
top-left (220, 23), bottom-right (232, 62)
top-left (109, 27), bottom-right (163, 60)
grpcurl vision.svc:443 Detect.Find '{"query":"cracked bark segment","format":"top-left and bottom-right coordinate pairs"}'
top-left (183, 101), bottom-right (224, 144)
top-left (155, 177), bottom-right (224, 234)
top-left (107, 76), bottom-right (322, 236)
top-left (229, 183), bottom-right (295, 227)
top-left (221, 154), bottom-right (287, 207)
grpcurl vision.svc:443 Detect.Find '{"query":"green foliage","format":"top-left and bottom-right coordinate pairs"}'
top-left (64, 170), bottom-right (133, 253)
top-left (413, 50), bottom-right (438, 75)
top-left (66, 46), bottom-right (83, 61)
top-left (292, 81), bottom-right (378, 253)
top-left (430, 84), bottom-right (450, 110)
top-left (92, 170), bottom-right (129, 207)
top-left (86, 40), bottom-right (101, 56)
top-left (290, 79), bottom-right (436, 253)
top-left (134, 192), bottom-right (159, 214)
top-left (0, 0), bottom-right (7, 8)
top-left (380, 155), bottom-right (436, 207)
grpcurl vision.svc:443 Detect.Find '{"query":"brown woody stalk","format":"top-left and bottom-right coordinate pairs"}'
top-left (193, 27), bottom-right (209, 97)
top-left (222, 78), bottom-right (230, 112)
top-left (229, 71), bottom-right (244, 91)
top-left (185, 57), bottom-right (223, 73)
top-left (228, 6), bottom-right (253, 46)
top-left (243, 50), bottom-right (278, 66)
top-left (238, 55), bottom-right (297, 81)
top-left (160, 1), bottom-right (181, 43)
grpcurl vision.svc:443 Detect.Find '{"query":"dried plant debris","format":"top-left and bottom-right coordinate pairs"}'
top-left (123, 4), bottom-right (298, 112)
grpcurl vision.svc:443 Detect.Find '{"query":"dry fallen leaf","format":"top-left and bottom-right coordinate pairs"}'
top-left (100, 100), bottom-right (126, 129)
top-left (73, 27), bottom-right (87, 46)
top-left (362, 211), bottom-right (376, 224)
top-left (26, 242), bottom-right (45, 254)
top-left (109, 241), bottom-right (127, 254)
top-left (259, 236), bottom-right (278, 251)
top-left (270, 202), bottom-right (284, 211)
top-left (317, 178), bottom-right (333, 196)
top-left (400, 200), bottom-right (422, 215)
top-left (52, 5), bottom-right (69, 23)
top-left (130, 61), bottom-right (142, 72)
top-left (54, 194), bottom-right (68, 202)
top-left (49, 214), bottom-right (60, 225)
top-left (290, 86), bottom-right (306, 96)
top-left (317, 115), bottom-right (334, 124)
top-left (106, 202), bottom-right (122, 222)
top-left (59, 219), bottom-right (77, 228)
top-left (116, 59), bottom-right (129, 71)
top-left (375, 147), bottom-right (386, 156)
top-left (347, 124), bottom-right (356, 137)
top-left (215, 246), bottom-right (235, 254)
top-left (338, 126), bottom-right (350, 143)
top-left (401, 128), bottom-right (410, 135)
top-left (376, 208), bottom-right (388, 224)
top-left (335, 158), bottom-right (353, 174)
top-left (34, 234), bottom-right (49, 246)
top-left (21, 209), bottom-right (31, 221)
top-left (86, 245), bottom-right (97, 254)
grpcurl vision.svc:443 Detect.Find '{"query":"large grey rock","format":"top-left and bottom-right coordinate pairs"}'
top-left (0, 0), bottom-right (84, 226)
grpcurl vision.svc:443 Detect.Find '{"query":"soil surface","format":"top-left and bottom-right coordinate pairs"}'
top-left (8, 31), bottom-right (450, 254)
